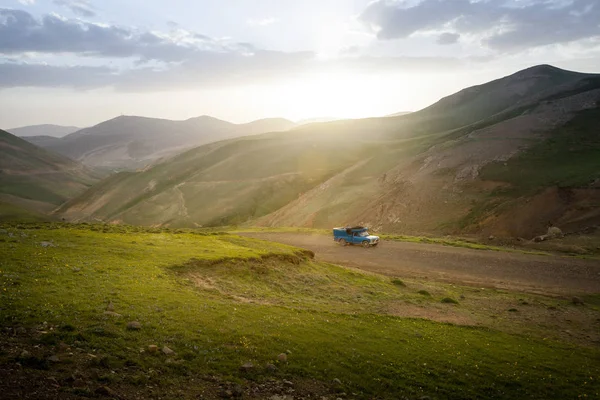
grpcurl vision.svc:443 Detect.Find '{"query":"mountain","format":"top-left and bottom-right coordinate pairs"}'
top-left (0, 129), bottom-right (101, 215)
top-left (35, 116), bottom-right (297, 169)
top-left (384, 111), bottom-right (412, 117)
top-left (22, 135), bottom-right (63, 148)
top-left (7, 124), bottom-right (81, 138)
top-left (58, 65), bottom-right (600, 238)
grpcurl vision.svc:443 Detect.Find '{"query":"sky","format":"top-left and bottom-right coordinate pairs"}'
top-left (0, 0), bottom-right (599, 128)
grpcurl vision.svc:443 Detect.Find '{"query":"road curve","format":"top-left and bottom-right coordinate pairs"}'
top-left (240, 232), bottom-right (600, 295)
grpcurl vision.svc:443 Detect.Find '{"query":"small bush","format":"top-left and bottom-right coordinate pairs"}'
top-left (441, 297), bottom-right (459, 304)
top-left (508, 308), bottom-right (519, 312)
top-left (391, 279), bottom-right (406, 287)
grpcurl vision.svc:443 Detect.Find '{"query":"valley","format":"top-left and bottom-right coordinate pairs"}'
top-left (1, 64), bottom-right (600, 400)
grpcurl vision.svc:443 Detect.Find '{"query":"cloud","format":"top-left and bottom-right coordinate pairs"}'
top-left (0, 62), bottom-right (113, 88)
top-left (360, 0), bottom-right (600, 52)
top-left (0, 8), bottom-right (210, 62)
top-left (53, 0), bottom-right (96, 18)
top-left (246, 17), bottom-right (278, 27)
top-left (437, 32), bottom-right (459, 45)
top-left (18, 0), bottom-right (35, 5)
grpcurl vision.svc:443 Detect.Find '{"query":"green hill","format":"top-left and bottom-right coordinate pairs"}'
top-left (0, 129), bottom-right (101, 216)
top-left (58, 65), bottom-right (600, 238)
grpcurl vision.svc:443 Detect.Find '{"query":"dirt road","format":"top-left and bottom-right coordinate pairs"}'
top-left (241, 232), bottom-right (600, 295)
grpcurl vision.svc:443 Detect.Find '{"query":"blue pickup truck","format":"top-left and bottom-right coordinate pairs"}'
top-left (333, 226), bottom-right (380, 247)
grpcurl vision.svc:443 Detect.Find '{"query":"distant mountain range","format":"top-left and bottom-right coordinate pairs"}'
top-left (17, 116), bottom-right (297, 169)
top-left (8, 124), bottom-right (81, 138)
top-left (55, 65), bottom-right (600, 238)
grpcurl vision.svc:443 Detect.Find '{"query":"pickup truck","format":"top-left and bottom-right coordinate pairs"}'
top-left (333, 226), bottom-right (380, 247)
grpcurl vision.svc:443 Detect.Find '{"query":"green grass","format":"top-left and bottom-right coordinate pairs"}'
top-left (480, 105), bottom-right (600, 194)
top-left (1, 223), bottom-right (599, 399)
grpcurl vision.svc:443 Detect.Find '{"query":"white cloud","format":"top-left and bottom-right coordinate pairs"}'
top-left (18, 0), bottom-right (35, 5)
top-left (246, 17), bottom-right (278, 27)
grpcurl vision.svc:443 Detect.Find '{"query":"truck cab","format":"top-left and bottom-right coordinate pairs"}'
top-left (333, 226), bottom-right (379, 247)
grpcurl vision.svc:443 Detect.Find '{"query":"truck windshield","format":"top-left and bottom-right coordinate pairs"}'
top-left (357, 231), bottom-right (369, 237)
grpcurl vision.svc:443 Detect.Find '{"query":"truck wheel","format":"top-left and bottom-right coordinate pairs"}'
top-left (362, 241), bottom-right (371, 248)
top-left (339, 239), bottom-right (347, 246)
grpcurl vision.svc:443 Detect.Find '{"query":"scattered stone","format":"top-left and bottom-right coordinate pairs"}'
top-left (240, 362), bottom-right (254, 372)
top-left (57, 342), bottom-right (70, 352)
top-left (231, 384), bottom-right (244, 398)
top-left (533, 235), bottom-right (547, 243)
top-left (106, 301), bottom-right (115, 312)
top-left (126, 321), bottom-right (142, 330)
top-left (19, 350), bottom-right (30, 358)
top-left (332, 378), bottom-right (342, 385)
top-left (162, 346), bottom-right (175, 355)
top-left (488, 235), bottom-right (495, 241)
top-left (283, 380), bottom-right (294, 386)
top-left (285, 349), bottom-right (292, 354)
top-left (72, 268), bottom-right (81, 273)
top-left (265, 363), bottom-right (277, 373)
top-left (103, 311), bottom-right (122, 317)
top-left (40, 241), bottom-right (55, 248)
top-left (95, 386), bottom-right (117, 397)
top-left (277, 353), bottom-right (288, 362)
top-left (48, 355), bottom-right (60, 363)
top-left (221, 390), bottom-right (233, 398)
top-left (148, 345), bottom-right (159, 353)
top-left (572, 297), bottom-right (585, 306)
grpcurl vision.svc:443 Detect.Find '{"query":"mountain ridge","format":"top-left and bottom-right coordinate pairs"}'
top-left (56, 65), bottom-right (600, 237)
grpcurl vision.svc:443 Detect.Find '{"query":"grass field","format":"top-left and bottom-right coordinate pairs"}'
top-left (1, 223), bottom-right (599, 399)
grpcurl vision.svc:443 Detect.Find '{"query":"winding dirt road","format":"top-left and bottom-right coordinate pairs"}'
top-left (240, 232), bottom-right (600, 295)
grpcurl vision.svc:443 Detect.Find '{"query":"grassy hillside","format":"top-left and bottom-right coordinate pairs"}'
top-left (58, 65), bottom-right (600, 237)
top-left (1, 223), bottom-right (598, 399)
top-left (0, 129), bottom-right (101, 216)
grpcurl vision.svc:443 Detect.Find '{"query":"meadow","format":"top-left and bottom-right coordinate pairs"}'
top-left (0, 223), bottom-right (598, 399)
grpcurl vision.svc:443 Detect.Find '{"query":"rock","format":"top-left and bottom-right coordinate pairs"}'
top-left (283, 380), bottom-right (294, 386)
top-left (547, 226), bottom-right (563, 238)
top-left (572, 297), bottom-right (585, 305)
top-left (47, 355), bottom-right (60, 363)
top-left (277, 353), bottom-right (288, 362)
top-left (106, 301), bottom-right (115, 311)
top-left (148, 345), bottom-right (159, 353)
top-left (103, 311), bottom-right (122, 317)
top-left (19, 350), bottom-right (30, 358)
top-left (57, 342), bottom-right (70, 352)
top-left (231, 384), bottom-right (244, 398)
top-left (265, 363), bottom-right (277, 373)
top-left (40, 241), bottom-right (55, 248)
top-left (72, 268), bottom-right (81, 273)
top-left (332, 378), bottom-right (342, 385)
top-left (533, 235), bottom-right (547, 242)
top-left (488, 235), bottom-right (495, 241)
top-left (221, 390), bottom-right (233, 398)
top-left (95, 386), bottom-right (117, 397)
top-left (240, 362), bottom-right (254, 372)
top-left (126, 321), bottom-right (142, 330)
top-left (162, 346), bottom-right (175, 355)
